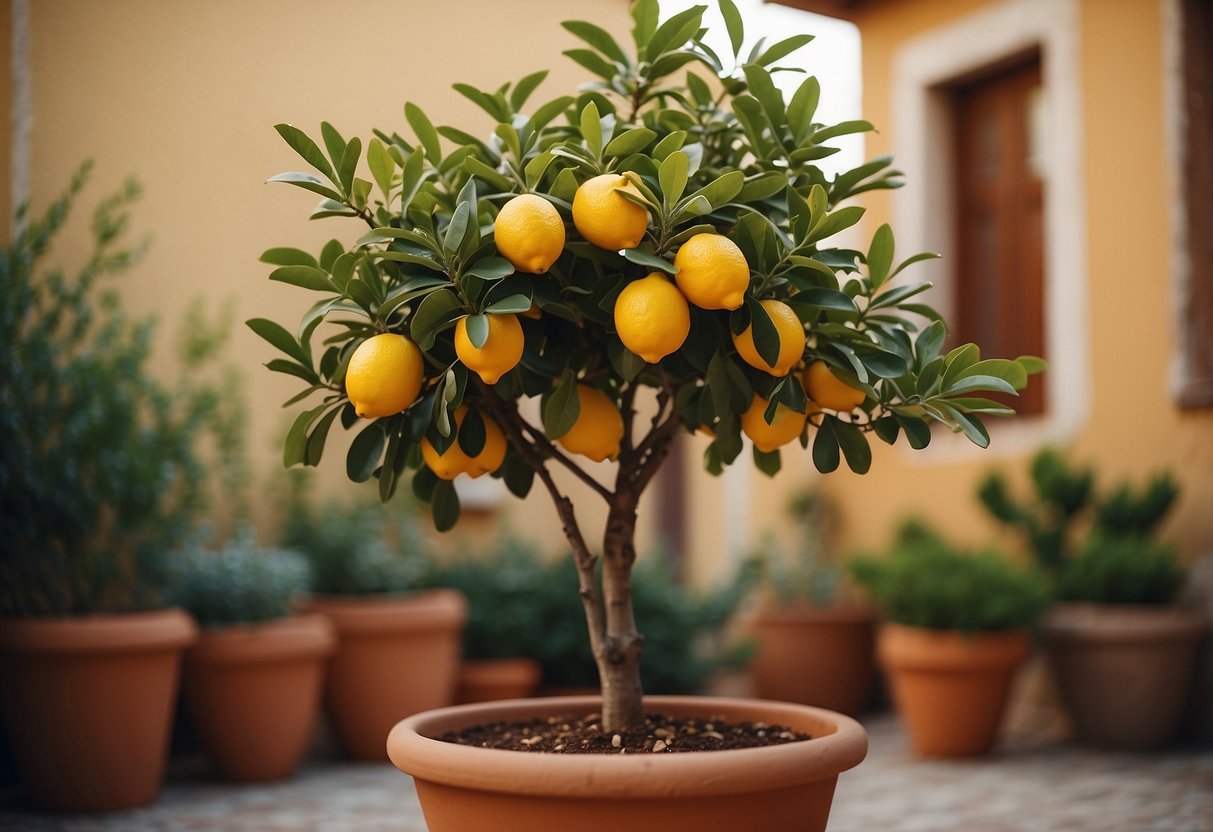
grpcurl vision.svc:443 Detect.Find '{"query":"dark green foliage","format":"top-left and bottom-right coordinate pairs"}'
top-left (1057, 533), bottom-right (1184, 605)
top-left (434, 542), bottom-right (749, 694)
top-left (849, 521), bottom-right (1050, 633)
top-left (279, 475), bottom-right (432, 595)
top-left (750, 487), bottom-right (845, 606)
top-left (0, 164), bottom-right (227, 615)
top-left (1094, 474), bottom-right (1178, 537)
top-left (169, 531), bottom-right (310, 627)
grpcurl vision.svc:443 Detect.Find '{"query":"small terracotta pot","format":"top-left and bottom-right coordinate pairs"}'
top-left (0, 608), bottom-right (197, 811)
top-left (878, 624), bottom-right (1029, 757)
top-left (299, 589), bottom-right (466, 760)
top-left (388, 695), bottom-right (867, 832)
top-left (457, 657), bottom-right (542, 704)
top-left (1043, 603), bottom-right (1208, 749)
top-left (745, 603), bottom-right (876, 716)
top-left (184, 614), bottom-right (335, 782)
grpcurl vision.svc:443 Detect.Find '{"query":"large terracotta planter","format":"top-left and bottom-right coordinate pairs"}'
top-left (388, 695), bottom-right (867, 832)
top-left (300, 589), bottom-right (466, 760)
top-left (457, 657), bottom-right (542, 704)
top-left (1043, 602), bottom-right (1207, 749)
top-left (745, 603), bottom-right (876, 716)
top-left (184, 613), bottom-right (335, 781)
top-left (0, 608), bottom-right (197, 811)
top-left (878, 623), bottom-right (1029, 757)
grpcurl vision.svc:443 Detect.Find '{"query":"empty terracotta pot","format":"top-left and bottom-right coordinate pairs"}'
top-left (457, 657), bottom-right (543, 704)
top-left (1043, 603), bottom-right (1207, 749)
top-left (300, 589), bottom-right (466, 760)
top-left (184, 613), bottom-right (335, 781)
top-left (0, 608), bottom-right (197, 811)
top-left (388, 695), bottom-right (867, 832)
top-left (746, 603), bottom-right (876, 716)
top-left (878, 624), bottom-right (1029, 757)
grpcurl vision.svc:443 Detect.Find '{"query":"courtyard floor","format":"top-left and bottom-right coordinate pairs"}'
top-left (1, 712), bottom-right (1210, 832)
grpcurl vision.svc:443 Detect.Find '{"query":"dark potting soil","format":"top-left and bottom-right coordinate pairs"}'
top-left (434, 712), bottom-right (811, 754)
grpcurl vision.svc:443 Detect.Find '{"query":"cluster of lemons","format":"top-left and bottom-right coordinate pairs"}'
top-left (342, 174), bottom-right (868, 479)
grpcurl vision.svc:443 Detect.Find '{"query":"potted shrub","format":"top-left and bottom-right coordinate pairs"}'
top-left (744, 488), bottom-right (877, 716)
top-left (281, 482), bottom-right (466, 761)
top-left (0, 167), bottom-right (225, 810)
top-left (253, 2), bottom-right (1040, 827)
top-left (850, 522), bottom-right (1050, 757)
top-left (171, 532), bottom-right (334, 782)
top-left (981, 453), bottom-right (1206, 748)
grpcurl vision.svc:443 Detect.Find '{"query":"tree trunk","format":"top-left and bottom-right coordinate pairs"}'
top-left (598, 499), bottom-right (645, 731)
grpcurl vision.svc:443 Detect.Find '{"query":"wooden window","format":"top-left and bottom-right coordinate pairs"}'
top-left (950, 54), bottom-right (1046, 415)
top-left (1177, 0), bottom-right (1213, 408)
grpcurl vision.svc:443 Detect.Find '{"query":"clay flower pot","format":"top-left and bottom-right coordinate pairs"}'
top-left (388, 694), bottom-right (866, 832)
top-left (746, 603), bottom-right (876, 716)
top-left (184, 613), bottom-right (335, 782)
top-left (1043, 602), bottom-right (1207, 749)
top-left (878, 623), bottom-right (1029, 757)
top-left (0, 608), bottom-right (197, 811)
top-left (300, 589), bottom-right (466, 760)
top-left (457, 657), bottom-right (543, 704)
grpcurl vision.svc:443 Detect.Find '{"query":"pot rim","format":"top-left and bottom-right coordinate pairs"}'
top-left (187, 613), bottom-right (336, 665)
top-left (747, 602), bottom-right (877, 625)
top-left (296, 588), bottom-right (467, 635)
top-left (877, 623), bottom-right (1031, 670)
top-left (388, 695), bottom-right (867, 799)
top-left (1043, 602), bottom-right (1209, 642)
top-left (0, 607), bottom-right (197, 654)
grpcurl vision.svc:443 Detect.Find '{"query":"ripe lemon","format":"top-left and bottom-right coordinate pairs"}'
top-left (494, 194), bottom-right (565, 274)
top-left (673, 233), bottom-right (750, 310)
top-left (803, 360), bottom-right (867, 412)
top-left (572, 173), bottom-right (649, 251)
top-left (557, 384), bottom-right (625, 462)
top-left (614, 272), bottom-right (691, 364)
top-left (741, 396), bottom-right (808, 453)
top-left (455, 313), bottom-right (525, 384)
top-left (421, 406), bottom-right (508, 479)
top-left (344, 333), bottom-right (424, 419)
top-left (732, 299), bottom-right (806, 377)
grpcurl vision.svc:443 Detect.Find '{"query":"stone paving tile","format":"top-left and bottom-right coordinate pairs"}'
top-left (1, 713), bottom-right (1210, 831)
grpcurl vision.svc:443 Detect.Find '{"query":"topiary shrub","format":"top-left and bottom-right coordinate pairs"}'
top-left (1056, 532), bottom-right (1185, 606)
top-left (169, 531), bottom-right (310, 627)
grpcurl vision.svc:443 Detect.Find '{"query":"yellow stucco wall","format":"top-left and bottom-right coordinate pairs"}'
top-left (825, 0), bottom-right (1213, 561)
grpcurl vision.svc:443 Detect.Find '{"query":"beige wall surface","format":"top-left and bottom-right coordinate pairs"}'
top-left (828, 0), bottom-right (1213, 563)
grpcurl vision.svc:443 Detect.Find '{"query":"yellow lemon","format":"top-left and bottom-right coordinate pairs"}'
top-left (494, 194), bottom-right (565, 274)
top-left (466, 412), bottom-right (507, 478)
top-left (344, 333), bottom-right (424, 419)
top-left (673, 233), bottom-right (750, 310)
top-left (421, 433), bottom-right (472, 480)
top-left (572, 173), bottom-right (649, 251)
top-left (420, 406), bottom-right (508, 480)
top-left (613, 272), bottom-right (690, 364)
top-left (741, 396), bottom-right (808, 453)
top-left (803, 360), bottom-right (867, 412)
top-left (732, 299), bottom-right (806, 377)
top-left (455, 313), bottom-right (525, 384)
top-left (557, 384), bottom-right (625, 462)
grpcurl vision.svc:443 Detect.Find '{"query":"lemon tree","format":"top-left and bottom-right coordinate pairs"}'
top-left (252, 0), bottom-right (1042, 732)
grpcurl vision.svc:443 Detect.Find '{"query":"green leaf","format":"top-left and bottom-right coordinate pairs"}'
top-left (791, 287), bottom-right (856, 313)
top-left (458, 408), bottom-right (487, 457)
top-left (719, 0), bottom-right (745, 57)
top-left (622, 247), bottom-right (676, 275)
top-left (741, 64), bottom-right (785, 130)
top-left (1016, 355), bottom-right (1048, 375)
top-left (873, 415), bottom-right (900, 445)
top-left (941, 343), bottom-right (981, 387)
top-left (945, 374), bottom-right (1019, 397)
top-left (367, 138), bottom-right (396, 200)
top-left (431, 480), bottom-right (461, 532)
top-left (658, 150), bottom-right (689, 206)
top-left (631, 0), bottom-right (660, 50)
top-left (834, 419), bottom-right (872, 474)
top-left (510, 69), bottom-right (549, 111)
top-left (304, 406), bottom-right (341, 467)
top-left (960, 358), bottom-right (1029, 390)
top-left (405, 102), bottom-right (442, 163)
top-left (274, 124), bottom-right (336, 181)
top-left (464, 256), bottom-right (515, 281)
top-left (753, 446), bottom-right (781, 477)
top-left (524, 152), bottom-right (556, 189)
top-left (645, 5), bottom-right (704, 61)
top-left (746, 298), bottom-right (781, 369)
top-left (686, 170), bottom-right (744, 209)
top-left (260, 247), bottom-right (318, 268)
top-left (813, 119), bottom-right (875, 143)
top-left (565, 47), bottom-right (619, 80)
top-left (895, 413), bottom-right (932, 449)
top-left (543, 369), bottom-right (581, 440)
top-left (266, 359), bottom-right (318, 385)
top-left (579, 100), bottom-right (604, 159)
top-left (525, 95), bottom-right (577, 134)
top-left (807, 205), bottom-right (865, 244)
top-left (605, 127), bottom-right (657, 157)
top-left (266, 171), bottom-right (343, 201)
top-left (502, 453), bottom-right (535, 498)
top-left (247, 318), bottom-right (308, 365)
top-left (443, 201), bottom-right (471, 258)
top-left (787, 76), bottom-right (820, 140)
top-left (756, 33), bottom-right (814, 66)
top-left (410, 288), bottom-right (464, 350)
top-left (563, 20), bottom-right (629, 63)
top-left (653, 130), bottom-right (688, 160)
top-left (464, 313), bottom-right (489, 349)
top-left (337, 137), bottom-right (361, 195)
top-left (608, 340), bottom-right (646, 381)
top-left (737, 172), bottom-right (786, 202)
top-left (811, 416), bottom-right (841, 473)
top-left (269, 265), bottom-right (333, 292)
top-left (347, 421), bottom-right (386, 482)
top-left (867, 224), bottom-right (894, 288)
top-left (486, 294), bottom-right (533, 314)
top-left (465, 157), bottom-right (515, 191)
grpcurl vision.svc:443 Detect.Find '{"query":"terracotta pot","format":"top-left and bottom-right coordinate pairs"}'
top-left (878, 623), bottom-right (1029, 757)
top-left (0, 608), bottom-right (197, 811)
top-left (388, 695), bottom-right (867, 832)
top-left (184, 614), bottom-right (335, 782)
top-left (745, 603), bottom-right (876, 716)
top-left (299, 589), bottom-right (466, 760)
top-left (457, 657), bottom-right (542, 704)
top-left (1043, 603), bottom-right (1208, 749)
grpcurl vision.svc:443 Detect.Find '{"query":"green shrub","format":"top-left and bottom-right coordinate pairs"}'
top-left (279, 476), bottom-right (431, 595)
top-left (0, 164), bottom-right (229, 616)
top-left (750, 488), bottom-right (844, 607)
top-left (1057, 532), bottom-right (1184, 605)
top-left (170, 531), bottom-right (310, 627)
top-left (849, 522), bottom-right (1050, 633)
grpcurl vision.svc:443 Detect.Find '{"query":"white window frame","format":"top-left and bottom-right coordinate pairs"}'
top-left (888, 0), bottom-right (1090, 462)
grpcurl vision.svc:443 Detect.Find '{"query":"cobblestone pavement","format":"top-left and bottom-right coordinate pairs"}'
top-left (1, 714), bottom-right (1210, 831)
